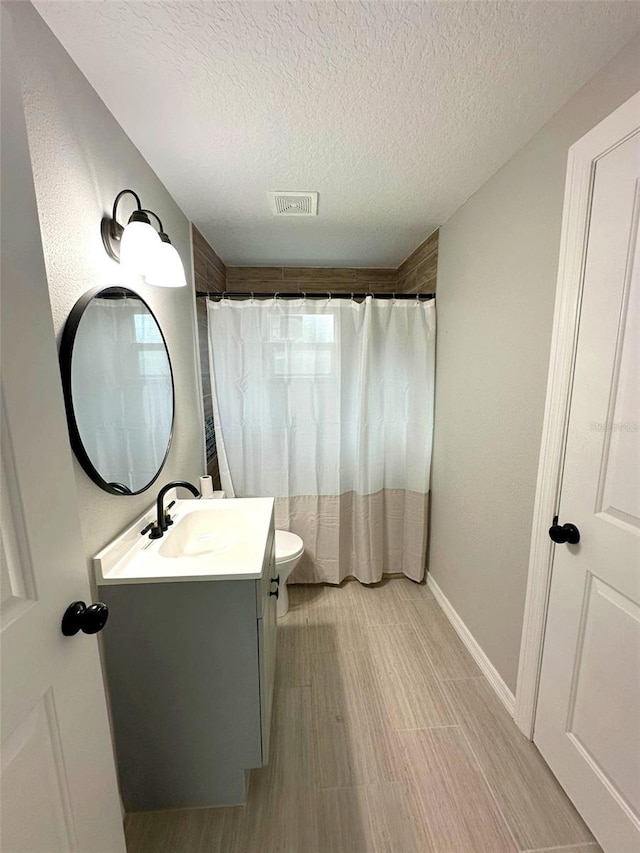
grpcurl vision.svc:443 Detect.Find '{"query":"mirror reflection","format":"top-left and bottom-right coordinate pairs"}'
top-left (61, 287), bottom-right (174, 495)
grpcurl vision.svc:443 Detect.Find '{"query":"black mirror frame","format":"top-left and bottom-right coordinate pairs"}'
top-left (59, 285), bottom-right (175, 496)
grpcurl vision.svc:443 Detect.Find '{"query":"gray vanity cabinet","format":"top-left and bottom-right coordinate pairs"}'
top-left (98, 526), bottom-right (276, 811)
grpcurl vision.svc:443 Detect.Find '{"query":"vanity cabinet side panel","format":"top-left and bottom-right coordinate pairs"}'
top-left (258, 537), bottom-right (277, 763)
top-left (99, 580), bottom-right (262, 811)
top-left (256, 513), bottom-right (275, 617)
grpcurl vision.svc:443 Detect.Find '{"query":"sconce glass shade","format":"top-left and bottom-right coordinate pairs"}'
top-left (119, 216), bottom-right (161, 277)
top-left (146, 239), bottom-right (187, 288)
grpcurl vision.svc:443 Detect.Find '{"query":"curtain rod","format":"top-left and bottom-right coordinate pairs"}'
top-left (197, 291), bottom-right (435, 300)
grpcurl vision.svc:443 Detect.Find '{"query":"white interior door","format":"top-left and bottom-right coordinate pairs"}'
top-left (0, 10), bottom-right (126, 853)
top-left (535, 118), bottom-right (640, 850)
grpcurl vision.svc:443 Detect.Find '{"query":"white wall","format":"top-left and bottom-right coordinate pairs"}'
top-left (429, 35), bottom-right (640, 694)
top-left (7, 2), bottom-right (204, 572)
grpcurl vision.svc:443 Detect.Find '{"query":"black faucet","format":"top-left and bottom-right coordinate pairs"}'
top-left (142, 480), bottom-right (200, 539)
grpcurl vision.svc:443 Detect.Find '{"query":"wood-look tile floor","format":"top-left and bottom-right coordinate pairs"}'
top-left (125, 578), bottom-right (601, 853)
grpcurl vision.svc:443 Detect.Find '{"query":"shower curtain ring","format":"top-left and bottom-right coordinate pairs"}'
top-left (327, 291), bottom-right (332, 301)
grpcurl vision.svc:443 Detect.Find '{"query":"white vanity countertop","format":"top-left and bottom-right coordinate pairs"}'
top-left (94, 496), bottom-right (274, 585)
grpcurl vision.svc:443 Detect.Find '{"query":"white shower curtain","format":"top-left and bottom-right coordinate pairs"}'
top-left (208, 296), bottom-right (435, 584)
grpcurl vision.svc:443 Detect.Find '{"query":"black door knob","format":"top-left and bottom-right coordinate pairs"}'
top-left (61, 601), bottom-right (109, 636)
top-left (548, 516), bottom-right (580, 545)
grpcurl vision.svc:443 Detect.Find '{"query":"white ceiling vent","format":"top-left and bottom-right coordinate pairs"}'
top-left (268, 191), bottom-right (318, 216)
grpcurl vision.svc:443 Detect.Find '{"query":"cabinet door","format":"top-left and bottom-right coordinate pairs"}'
top-left (258, 546), bottom-right (278, 763)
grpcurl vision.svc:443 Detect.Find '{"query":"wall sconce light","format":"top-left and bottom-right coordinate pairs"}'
top-left (101, 189), bottom-right (186, 287)
top-left (141, 210), bottom-right (187, 289)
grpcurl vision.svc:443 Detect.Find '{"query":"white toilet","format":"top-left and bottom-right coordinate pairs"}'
top-left (210, 492), bottom-right (303, 618)
top-left (274, 530), bottom-right (304, 618)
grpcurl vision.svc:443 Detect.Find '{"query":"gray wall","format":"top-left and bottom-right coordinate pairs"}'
top-left (429, 35), bottom-right (640, 694)
top-left (7, 3), bottom-right (204, 575)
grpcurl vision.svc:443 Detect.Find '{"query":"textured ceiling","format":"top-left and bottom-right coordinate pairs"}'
top-left (35, 1), bottom-right (640, 267)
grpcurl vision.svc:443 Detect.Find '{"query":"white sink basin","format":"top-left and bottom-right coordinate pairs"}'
top-left (159, 508), bottom-right (246, 558)
top-left (93, 496), bottom-right (274, 585)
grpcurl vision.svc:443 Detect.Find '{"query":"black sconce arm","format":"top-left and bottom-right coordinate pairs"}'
top-left (112, 188), bottom-right (142, 222)
top-left (140, 208), bottom-right (163, 233)
top-left (141, 209), bottom-right (173, 245)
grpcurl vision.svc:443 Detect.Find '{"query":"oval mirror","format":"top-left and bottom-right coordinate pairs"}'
top-left (60, 286), bottom-right (174, 495)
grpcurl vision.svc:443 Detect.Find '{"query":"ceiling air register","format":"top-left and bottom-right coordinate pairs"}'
top-left (268, 191), bottom-right (318, 216)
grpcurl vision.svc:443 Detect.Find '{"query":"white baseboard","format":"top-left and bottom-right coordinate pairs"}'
top-left (426, 574), bottom-right (516, 717)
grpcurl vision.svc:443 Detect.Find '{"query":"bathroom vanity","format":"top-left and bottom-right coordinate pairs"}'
top-left (94, 497), bottom-right (277, 811)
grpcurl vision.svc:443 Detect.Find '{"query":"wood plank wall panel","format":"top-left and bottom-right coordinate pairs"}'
top-left (193, 225), bottom-right (225, 294)
top-left (396, 230), bottom-right (439, 294)
top-left (191, 224), bottom-right (226, 488)
top-left (226, 266), bottom-right (398, 294)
